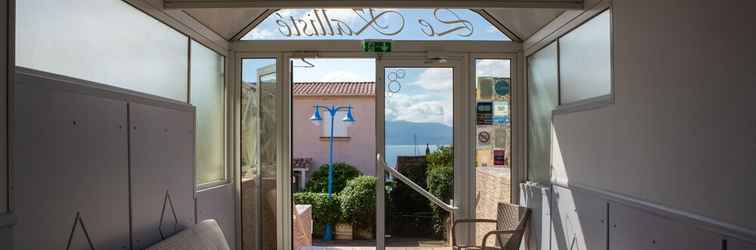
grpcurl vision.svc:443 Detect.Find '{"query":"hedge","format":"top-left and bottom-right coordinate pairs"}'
top-left (338, 176), bottom-right (376, 226)
top-left (305, 162), bottom-right (361, 193)
top-left (293, 192), bottom-right (341, 237)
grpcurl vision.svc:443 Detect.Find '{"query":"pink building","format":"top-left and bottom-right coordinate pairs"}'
top-left (292, 82), bottom-right (376, 177)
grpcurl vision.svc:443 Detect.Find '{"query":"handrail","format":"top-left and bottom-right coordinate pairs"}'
top-left (377, 154), bottom-right (457, 212)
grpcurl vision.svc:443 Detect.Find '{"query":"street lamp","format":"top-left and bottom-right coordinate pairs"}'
top-left (309, 104), bottom-right (355, 241)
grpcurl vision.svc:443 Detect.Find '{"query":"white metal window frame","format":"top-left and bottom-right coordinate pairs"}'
top-left (232, 40), bottom-right (523, 250)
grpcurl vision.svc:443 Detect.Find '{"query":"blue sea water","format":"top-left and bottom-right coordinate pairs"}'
top-left (384, 144), bottom-right (448, 167)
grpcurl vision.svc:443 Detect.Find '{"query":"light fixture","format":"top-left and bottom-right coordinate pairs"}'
top-left (310, 107), bottom-right (322, 126)
top-left (342, 107), bottom-right (356, 124)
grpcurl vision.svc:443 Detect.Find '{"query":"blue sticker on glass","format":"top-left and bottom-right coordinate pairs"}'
top-left (493, 115), bottom-right (510, 125)
top-left (494, 78), bottom-right (510, 96)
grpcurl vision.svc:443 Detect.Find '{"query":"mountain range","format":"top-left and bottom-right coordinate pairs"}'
top-left (385, 120), bottom-right (453, 145)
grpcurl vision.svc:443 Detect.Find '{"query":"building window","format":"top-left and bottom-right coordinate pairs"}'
top-left (322, 111), bottom-right (349, 138)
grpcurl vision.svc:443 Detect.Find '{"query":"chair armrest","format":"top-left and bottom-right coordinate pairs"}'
top-left (482, 230), bottom-right (517, 249)
top-left (451, 219), bottom-right (497, 246)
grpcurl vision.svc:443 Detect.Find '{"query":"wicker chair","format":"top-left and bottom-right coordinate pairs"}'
top-left (452, 203), bottom-right (531, 250)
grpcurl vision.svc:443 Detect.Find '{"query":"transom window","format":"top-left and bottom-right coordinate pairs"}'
top-left (242, 8), bottom-right (510, 41)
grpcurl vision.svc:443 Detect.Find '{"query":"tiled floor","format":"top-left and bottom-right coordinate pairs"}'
top-left (302, 239), bottom-right (451, 250)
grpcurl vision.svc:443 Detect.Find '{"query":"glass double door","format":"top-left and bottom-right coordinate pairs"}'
top-left (241, 54), bottom-right (515, 250)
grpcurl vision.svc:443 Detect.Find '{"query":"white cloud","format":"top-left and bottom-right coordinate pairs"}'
top-left (476, 60), bottom-right (510, 78)
top-left (414, 68), bottom-right (453, 91)
top-left (318, 70), bottom-right (367, 82)
top-left (242, 28), bottom-right (277, 39)
top-left (386, 93), bottom-right (452, 125)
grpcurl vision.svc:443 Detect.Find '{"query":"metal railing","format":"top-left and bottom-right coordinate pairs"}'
top-left (377, 154), bottom-right (457, 212)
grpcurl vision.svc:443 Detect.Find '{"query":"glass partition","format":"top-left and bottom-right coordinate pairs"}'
top-left (559, 10), bottom-right (612, 104)
top-left (527, 43), bottom-right (559, 182)
top-left (191, 41), bottom-right (226, 186)
top-left (16, 0), bottom-right (189, 101)
top-left (243, 8), bottom-right (509, 41)
top-left (473, 59), bottom-right (512, 246)
top-left (241, 58), bottom-right (278, 250)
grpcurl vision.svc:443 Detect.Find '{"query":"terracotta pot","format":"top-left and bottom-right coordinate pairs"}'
top-left (334, 223), bottom-right (353, 240)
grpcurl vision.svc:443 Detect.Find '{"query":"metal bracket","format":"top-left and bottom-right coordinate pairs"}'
top-left (158, 190), bottom-right (179, 240)
top-left (66, 211), bottom-right (95, 250)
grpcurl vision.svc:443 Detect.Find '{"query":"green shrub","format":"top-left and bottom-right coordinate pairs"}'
top-left (426, 146), bottom-right (453, 167)
top-left (293, 192), bottom-right (341, 238)
top-left (426, 147), bottom-right (454, 237)
top-left (305, 162), bottom-right (361, 193)
top-left (339, 176), bottom-right (376, 226)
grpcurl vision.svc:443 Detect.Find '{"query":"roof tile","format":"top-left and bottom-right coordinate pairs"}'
top-left (293, 82), bottom-right (375, 96)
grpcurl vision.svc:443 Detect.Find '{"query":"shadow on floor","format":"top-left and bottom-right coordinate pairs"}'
top-left (306, 238), bottom-right (450, 250)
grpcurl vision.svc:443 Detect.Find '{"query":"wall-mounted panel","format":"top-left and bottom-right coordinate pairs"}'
top-left (14, 77), bottom-right (130, 249)
top-left (609, 202), bottom-right (720, 250)
top-left (196, 185), bottom-right (235, 247)
top-left (519, 183), bottom-right (551, 250)
top-left (130, 103), bottom-right (196, 249)
top-left (550, 185), bottom-right (607, 250)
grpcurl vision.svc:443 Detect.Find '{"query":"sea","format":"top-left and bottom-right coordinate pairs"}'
top-left (384, 144), bottom-right (448, 167)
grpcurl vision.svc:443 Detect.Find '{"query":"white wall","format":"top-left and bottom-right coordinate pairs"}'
top-left (550, 0), bottom-right (756, 237)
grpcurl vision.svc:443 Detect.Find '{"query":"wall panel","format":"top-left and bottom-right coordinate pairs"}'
top-left (14, 76), bottom-right (130, 249)
top-left (519, 183), bottom-right (551, 250)
top-left (550, 185), bottom-right (607, 250)
top-left (130, 103), bottom-right (196, 249)
top-left (609, 201), bottom-right (721, 250)
top-left (197, 185), bottom-right (235, 247)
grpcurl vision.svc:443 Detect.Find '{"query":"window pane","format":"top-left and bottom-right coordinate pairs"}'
top-left (559, 10), bottom-right (612, 104)
top-left (241, 58), bottom-right (278, 250)
top-left (322, 112), bottom-right (349, 137)
top-left (16, 0), bottom-right (188, 101)
top-left (191, 41), bottom-right (225, 185)
top-left (243, 8), bottom-right (510, 41)
top-left (528, 43), bottom-right (559, 183)
top-left (473, 59), bottom-right (512, 246)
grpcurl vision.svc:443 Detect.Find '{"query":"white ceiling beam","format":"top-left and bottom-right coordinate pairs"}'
top-left (164, 0), bottom-right (584, 10)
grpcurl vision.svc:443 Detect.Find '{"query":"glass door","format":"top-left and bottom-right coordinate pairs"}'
top-left (376, 58), bottom-right (468, 249)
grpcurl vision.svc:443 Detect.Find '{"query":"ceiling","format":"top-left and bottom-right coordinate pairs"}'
top-left (180, 7), bottom-right (566, 41)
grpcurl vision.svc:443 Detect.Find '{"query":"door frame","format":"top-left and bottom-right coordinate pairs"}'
top-left (234, 41), bottom-right (524, 250)
top-left (376, 55), bottom-right (468, 249)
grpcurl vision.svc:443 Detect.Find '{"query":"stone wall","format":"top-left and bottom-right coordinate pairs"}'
top-left (474, 167), bottom-right (511, 246)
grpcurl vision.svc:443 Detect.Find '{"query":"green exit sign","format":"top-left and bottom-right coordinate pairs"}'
top-left (363, 40), bottom-right (392, 53)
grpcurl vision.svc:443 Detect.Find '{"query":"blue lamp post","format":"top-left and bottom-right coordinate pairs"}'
top-left (309, 104), bottom-right (355, 241)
